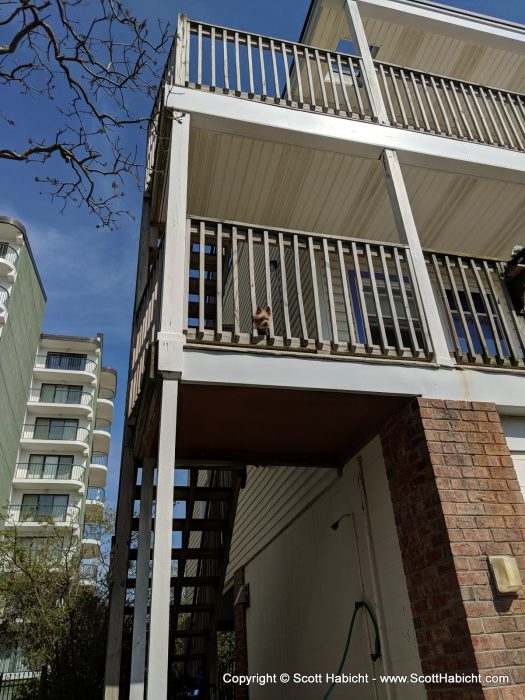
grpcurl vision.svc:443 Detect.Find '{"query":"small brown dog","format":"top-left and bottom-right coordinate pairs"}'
top-left (252, 306), bottom-right (271, 335)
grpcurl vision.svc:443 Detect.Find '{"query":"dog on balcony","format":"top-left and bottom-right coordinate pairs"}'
top-left (252, 306), bottom-right (272, 336)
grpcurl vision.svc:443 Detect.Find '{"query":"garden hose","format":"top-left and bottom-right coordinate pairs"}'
top-left (322, 600), bottom-right (381, 700)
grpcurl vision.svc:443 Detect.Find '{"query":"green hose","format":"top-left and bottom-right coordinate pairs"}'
top-left (322, 601), bottom-right (381, 700)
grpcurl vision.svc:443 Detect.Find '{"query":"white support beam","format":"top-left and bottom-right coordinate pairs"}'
top-left (382, 148), bottom-right (454, 366)
top-left (129, 458), bottom-right (155, 700)
top-left (344, 0), bottom-right (389, 125)
top-left (104, 445), bottom-right (136, 700)
top-left (157, 112), bottom-right (190, 378)
top-left (146, 380), bottom-right (178, 700)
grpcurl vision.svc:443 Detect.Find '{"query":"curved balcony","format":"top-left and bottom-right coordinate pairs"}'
top-left (33, 354), bottom-right (98, 384)
top-left (0, 242), bottom-right (18, 280)
top-left (85, 487), bottom-right (105, 516)
top-left (20, 424), bottom-right (90, 455)
top-left (0, 285), bottom-right (9, 325)
top-left (6, 504), bottom-right (80, 528)
top-left (27, 388), bottom-right (94, 418)
top-left (81, 523), bottom-right (104, 557)
top-left (96, 386), bottom-right (115, 421)
top-left (80, 563), bottom-right (98, 586)
top-left (13, 462), bottom-right (85, 490)
top-left (92, 418), bottom-right (112, 454)
top-left (89, 452), bottom-right (108, 488)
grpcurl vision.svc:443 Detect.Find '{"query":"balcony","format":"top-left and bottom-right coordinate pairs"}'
top-left (80, 563), bottom-right (98, 587)
top-left (155, 16), bottom-right (525, 167)
top-left (96, 386), bottom-right (115, 422)
top-left (85, 487), bottom-right (105, 516)
top-left (6, 504), bottom-right (80, 529)
top-left (81, 523), bottom-right (104, 558)
top-left (92, 419), bottom-right (112, 454)
top-left (89, 452), bottom-right (108, 488)
top-left (19, 423), bottom-right (90, 454)
top-left (12, 462), bottom-right (85, 490)
top-left (27, 387), bottom-right (94, 417)
top-left (0, 241), bottom-right (18, 280)
top-left (33, 354), bottom-right (97, 384)
top-left (182, 217), bottom-right (524, 367)
top-left (0, 285), bottom-right (9, 325)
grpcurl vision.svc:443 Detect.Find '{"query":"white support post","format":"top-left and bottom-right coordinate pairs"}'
top-left (104, 443), bottom-right (136, 700)
top-left (344, 0), bottom-right (389, 125)
top-left (129, 458), bottom-right (155, 700)
top-left (174, 14), bottom-right (189, 87)
top-left (382, 149), bottom-right (455, 367)
top-left (157, 112), bottom-right (190, 378)
top-left (146, 380), bottom-right (178, 700)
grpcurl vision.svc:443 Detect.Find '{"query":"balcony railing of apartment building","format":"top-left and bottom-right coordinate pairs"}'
top-left (91, 451), bottom-right (109, 466)
top-left (21, 424), bottom-right (90, 442)
top-left (0, 242), bottom-right (18, 266)
top-left (0, 285), bottom-right (9, 307)
top-left (14, 463), bottom-right (85, 482)
top-left (7, 504), bottom-right (80, 524)
top-left (80, 563), bottom-right (98, 583)
top-left (153, 17), bottom-right (525, 159)
top-left (34, 355), bottom-right (97, 373)
top-left (27, 387), bottom-right (93, 407)
top-left (98, 387), bottom-right (116, 400)
top-left (82, 523), bottom-right (104, 541)
top-left (87, 487), bottom-right (105, 503)
top-left (94, 419), bottom-right (112, 434)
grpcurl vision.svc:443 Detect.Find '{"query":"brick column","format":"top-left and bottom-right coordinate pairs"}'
top-left (233, 567), bottom-right (249, 700)
top-left (380, 398), bottom-right (525, 699)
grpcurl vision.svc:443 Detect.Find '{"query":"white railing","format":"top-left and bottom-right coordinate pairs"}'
top-left (21, 424), bottom-right (90, 443)
top-left (7, 504), bottom-right (80, 524)
top-left (28, 387), bottom-right (93, 406)
top-left (0, 242), bottom-right (19, 266)
top-left (34, 355), bottom-right (97, 373)
top-left (14, 463), bottom-right (85, 482)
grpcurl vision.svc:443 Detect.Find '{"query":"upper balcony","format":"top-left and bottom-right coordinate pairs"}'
top-left (88, 452), bottom-right (108, 488)
top-left (0, 241), bottom-right (18, 281)
top-left (33, 354), bottom-right (98, 384)
top-left (20, 423), bottom-right (90, 455)
top-left (27, 387), bottom-right (94, 418)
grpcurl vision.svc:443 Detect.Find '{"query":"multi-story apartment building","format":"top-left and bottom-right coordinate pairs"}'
top-left (0, 216), bottom-right (46, 510)
top-left (5, 333), bottom-right (116, 582)
top-left (105, 1), bottom-right (525, 698)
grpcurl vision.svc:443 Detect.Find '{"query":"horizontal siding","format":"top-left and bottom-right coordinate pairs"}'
top-left (225, 465), bottom-right (338, 585)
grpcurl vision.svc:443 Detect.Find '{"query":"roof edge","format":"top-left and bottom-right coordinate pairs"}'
top-left (0, 215), bottom-right (47, 302)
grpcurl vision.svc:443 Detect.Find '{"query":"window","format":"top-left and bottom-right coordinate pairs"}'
top-left (40, 383), bottom-right (83, 404)
top-left (45, 352), bottom-right (87, 371)
top-left (349, 270), bottom-right (423, 349)
top-left (445, 288), bottom-right (509, 357)
top-left (20, 494), bottom-right (69, 522)
top-left (33, 417), bottom-right (79, 440)
top-left (27, 455), bottom-right (74, 479)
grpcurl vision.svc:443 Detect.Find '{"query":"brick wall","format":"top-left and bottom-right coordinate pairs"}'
top-left (233, 567), bottom-right (249, 700)
top-left (380, 398), bottom-right (525, 700)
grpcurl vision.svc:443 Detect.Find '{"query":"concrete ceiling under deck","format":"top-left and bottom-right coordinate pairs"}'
top-left (302, 0), bottom-right (525, 94)
top-left (188, 128), bottom-right (525, 259)
top-left (176, 384), bottom-right (409, 467)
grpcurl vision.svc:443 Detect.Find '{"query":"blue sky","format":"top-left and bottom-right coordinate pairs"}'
top-left (1, 0), bottom-right (524, 508)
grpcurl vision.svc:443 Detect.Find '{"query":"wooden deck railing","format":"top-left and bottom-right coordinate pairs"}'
top-left (375, 60), bottom-right (525, 150)
top-left (184, 217), bottom-right (433, 361)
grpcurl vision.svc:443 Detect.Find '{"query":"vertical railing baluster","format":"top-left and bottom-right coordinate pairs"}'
top-left (469, 259), bottom-right (504, 364)
top-left (198, 220), bottom-right (205, 338)
top-left (222, 29), bottom-right (229, 92)
top-left (421, 74), bottom-right (441, 133)
top-left (451, 80), bottom-right (473, 140)
top-left (440, 78), bottom-right (463, 138)
top-left (393, 248), bottom-right (420, 355)
top-left (410, 71), bottom-right (431, 132)
top-left (337, 240), bottom-right (357, 352)
top-left (366, 244), bottom-right (389, 354)
top-left (430, 76), bottom-right (451, 135)
top-left (379, 64), bottom-right (397, 124)
top-left (234, 31), bottom-right (241, 95)
top-left (246, 34), bottom-right (254, 97)
top-left (197, 23), bottom-right (203, 87)
top-left (263, 230), bottom-right (275, 343)
top-left (390, 67), bottom-right (409, 127)
top-left (293, 235), bottom-right (309, 346)
top-left (326, 52), bottom-right (340, 113)
top-left (231, 226), bottom-right (240, 342)
top-left (469, 85), bottom-right (492, 143)
top-left (348, 57), bottom-right (365, 118)
top-left (444, 254), bottom-right (476, 361)
top-left (505, 94), bottom-right (525, 150)
top-left (490, 90), bottom-right (514, 148)
top-left (495, 261), bottom-right (525, 362)
top-left (308, 237), bottom-right (324, 349)
top-left (304, 47), bottom-right (316, 109)
top-left (210, 27), bottom-right (216, 91)
top-left (314, 49), bottom-right (329, 112)
top-left (351, 241), bottom-right (373, 351)
top-left (337, 54), bottom-right (352, 115)
top-left (457, 255), bottom-right (490, 362)
top-left (379, 246), bottom-right (404, 355)
top-left (270, 39), bottom-right (280, 103)
top-left (258, 36), bottom-right (267, 100)
top-left (430, 253), bottom-right (461, 360)
top-left (482, 260), bottom-right (520, 365)
top-left (215, 222), bottom-right (222, 340)
top-left (282, 43), bottom-right (292, 104)
top-left (501, 93), bottom-right (523, 150)
top-left (293, 45), bottom-right (304, 108)
top-left (322, 238), bottom-right (339, 350)
top-left (247, 228), bottom-right (257, 341)
top-left (400, 69), bottom-right (420, 128)
top-left (278, 232), bottom-right (292, 345)
top-left (461, 83), bottom-right (483, 141)
top-left (479, 87), bottom-right (499, 144)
